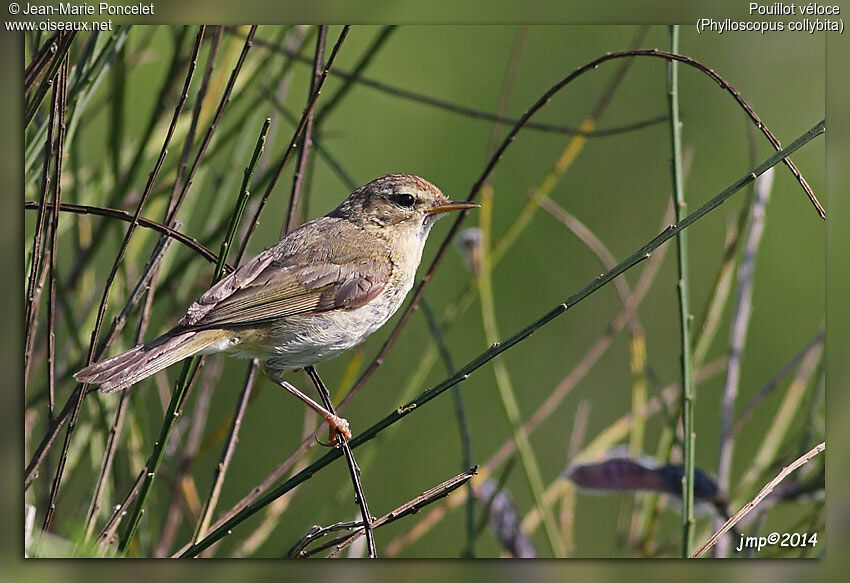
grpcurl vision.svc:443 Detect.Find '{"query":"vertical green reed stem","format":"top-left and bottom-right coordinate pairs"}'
top-left (667, 25), bottom-right (695, 557)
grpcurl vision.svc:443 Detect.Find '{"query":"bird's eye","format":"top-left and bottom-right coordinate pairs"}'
top-left (395, 192), bottom-right (416, 208)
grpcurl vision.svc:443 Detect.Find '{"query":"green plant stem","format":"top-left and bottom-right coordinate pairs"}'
top-left (117, 118), bottom-right (270, 554)
top-left (667, 25), bottom-right (695, 558)
top-left (178, 118), bottom-right (825, 558)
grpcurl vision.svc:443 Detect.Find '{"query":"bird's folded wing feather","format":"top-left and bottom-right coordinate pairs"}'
top-left (183, 257), bottom-right (392, 328)
top-left (178, 217), bottom-right (393, 329)
top-left (179, 246), bottom-right (279, 327)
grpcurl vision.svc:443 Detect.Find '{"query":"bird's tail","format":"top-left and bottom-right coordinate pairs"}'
top-left (74, 329), bottom-right (228, 393)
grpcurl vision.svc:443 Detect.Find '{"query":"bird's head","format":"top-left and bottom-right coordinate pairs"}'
top-left (330, 174), bottom-right (479, 235)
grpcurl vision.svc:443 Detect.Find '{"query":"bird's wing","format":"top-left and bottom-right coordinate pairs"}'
top-left (187, 259), bottom-right (392, 328)
top-left (178, 217), bottom-right (392, 329)
top-left (179, 245), bottom-right (280, 327)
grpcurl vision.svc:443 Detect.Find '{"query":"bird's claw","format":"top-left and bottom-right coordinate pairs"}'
top-left (318, 413), bottom-right (351, 447)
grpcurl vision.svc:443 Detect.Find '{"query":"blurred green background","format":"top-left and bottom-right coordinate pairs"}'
top-left (21, 24), bottom-right (825, 561)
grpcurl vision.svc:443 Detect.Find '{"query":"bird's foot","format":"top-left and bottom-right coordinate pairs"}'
top-left (322, 413), bottom-right (351, 445)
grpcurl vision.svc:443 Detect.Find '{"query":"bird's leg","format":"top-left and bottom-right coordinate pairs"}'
top-left (303, 366), bottom-right (353, 447)
top-left (268, 375), bottom-right (351, 441)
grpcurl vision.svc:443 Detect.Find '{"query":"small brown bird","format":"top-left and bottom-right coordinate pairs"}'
top-left (75, 174), bottom-right (478, 438)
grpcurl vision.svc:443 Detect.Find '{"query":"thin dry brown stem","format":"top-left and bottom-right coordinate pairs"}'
top-left (25, 385), bottom-right (73, 491)
top-left (96, 468), bottom-right (145, 551)
top-left (84, 388), bottom-right (131, 541)
top-left (308, 466), bottom-right (478, 558)
top-left (692, 442), bottom-right (825, 558)
top-left (25, 31), bottom-right (76, 125)
top-left (35, 55), bottom-right (67, 527)
top-left (283, 26), bottom-right (325, 236)
top-left (97, 225), bottom-right (177, 360)
top-left (315, 25), bottom-right (396, 124)
top-left (194, 360), bottom-right (259, 544)
top-left (24, 201), bottom-right (226, 267)
top-left (46, 55), bottom-right (68, 422)
top-left (25, 31), bottom-right (62, 95)
top-left (167, 26), bottom-right (222, 220)
top-left (24, 60), bottom-right (59, 394)
top-left (24, 260), bottom-right (49, 399)
top-left (237, 25), bottom-right (350, 265)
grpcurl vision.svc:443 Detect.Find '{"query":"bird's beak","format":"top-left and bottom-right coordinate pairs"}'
top-left (426, 200), bottom-right (481, 216)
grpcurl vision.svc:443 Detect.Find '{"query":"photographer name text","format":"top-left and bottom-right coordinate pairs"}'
top-left (18, 2), bottom-right (154, 16)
